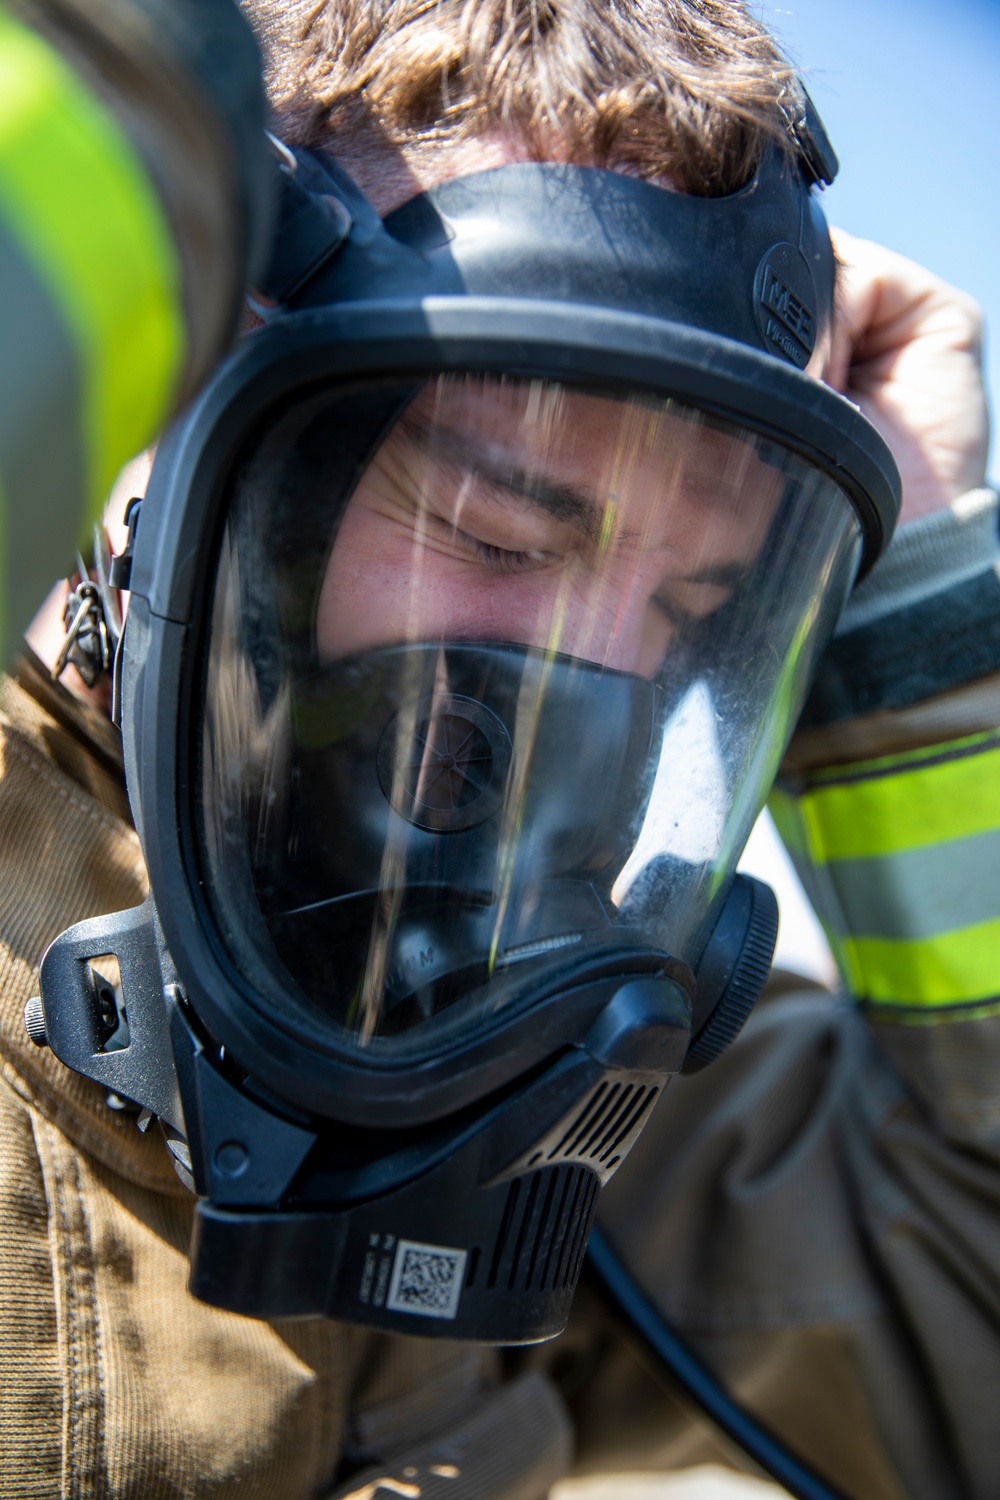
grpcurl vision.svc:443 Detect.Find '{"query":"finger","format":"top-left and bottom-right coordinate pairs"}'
top-left (829, 228), bottom-right (984, 385)
top-left (825, 229), bottom-right (990, 520)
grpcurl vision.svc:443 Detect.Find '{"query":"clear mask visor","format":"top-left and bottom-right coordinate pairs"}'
top-left (196, 374), bottom-right (861, 1057)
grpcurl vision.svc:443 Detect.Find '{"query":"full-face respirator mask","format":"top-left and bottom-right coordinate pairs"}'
top-left (35, 102), bottom-right (900, 1344)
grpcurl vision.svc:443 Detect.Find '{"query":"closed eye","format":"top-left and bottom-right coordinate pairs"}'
top-left (652, 564), bottom-right (752, 625)
top-left (462, 535), bottom-right (550, 575)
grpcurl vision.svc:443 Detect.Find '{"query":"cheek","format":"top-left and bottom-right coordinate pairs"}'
top-left (474, 562), bottom-right (677, 675)
top-left (316, 506), bottom-right (416, 659)
top-left (577, 563), bottom-right (677, 675)
top-left (317, 506), bottom-right (528, 659)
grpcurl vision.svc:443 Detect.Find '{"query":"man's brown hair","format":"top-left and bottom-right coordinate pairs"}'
top-left (253, 0), bottom-right (801, 198)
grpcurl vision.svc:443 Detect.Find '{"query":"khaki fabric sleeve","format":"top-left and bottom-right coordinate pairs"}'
top-left (0, 1076), bottom-right (62, 1497)
top-left (0, 670), bottom-right (535, 1499)
top-left (0, 669), bottom-right (363, 1496)
top-left (578, 989), bottom-right (997, 1499)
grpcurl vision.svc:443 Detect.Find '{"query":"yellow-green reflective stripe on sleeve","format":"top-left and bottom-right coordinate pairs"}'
top-left (770, 730), bottom-right (1000, 1020)
top-left (0, 7), bottom-right (185, 518)
top-left (792, 733), bottom-right (1000, 861)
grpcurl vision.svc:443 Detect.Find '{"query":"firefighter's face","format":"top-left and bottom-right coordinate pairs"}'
top-left (317, 376), bottom-right (783, 677)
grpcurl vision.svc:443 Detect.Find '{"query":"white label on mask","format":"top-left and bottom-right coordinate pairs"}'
top-left (385, 1238), bottom-right (468, 1320)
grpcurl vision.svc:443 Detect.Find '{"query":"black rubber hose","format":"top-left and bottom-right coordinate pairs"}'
top-left (586, 1226), bottom-right (849, 1500)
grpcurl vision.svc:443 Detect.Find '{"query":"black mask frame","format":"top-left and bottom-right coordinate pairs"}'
top-left (35, 128), bottom-right (900, 1344)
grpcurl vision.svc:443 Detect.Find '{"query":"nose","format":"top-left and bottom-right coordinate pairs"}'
top-left (527, 559), bottom-right (673, 678)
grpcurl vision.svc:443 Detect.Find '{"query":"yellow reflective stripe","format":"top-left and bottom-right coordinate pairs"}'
top-left (840, 916), bottom-right (1000, 1009)
top-left (0, 8), bottom-right (184, 522)
top-left (785, 731), bottom-right (1000, 863)
top-left (771, 730), bottom-right (1000, 1017)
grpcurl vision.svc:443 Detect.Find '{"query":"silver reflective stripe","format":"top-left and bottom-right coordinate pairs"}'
top-left (329, 1371), bottom-right (572, 1500)
top-left (0, 216), bottom-right (85, 654)
top-left (818, 825), bottom-right (1000, 943)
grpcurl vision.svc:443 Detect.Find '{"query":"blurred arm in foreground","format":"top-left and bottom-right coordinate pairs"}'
top-left (0, 0), bottom-right (271, 657)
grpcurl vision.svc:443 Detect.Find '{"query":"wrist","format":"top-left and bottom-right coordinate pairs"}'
top-left (837, 487), bottom-right (998, 635)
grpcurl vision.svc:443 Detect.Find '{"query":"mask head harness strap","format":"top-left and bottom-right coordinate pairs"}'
top-left (254, 84), bottom-right (839, 322)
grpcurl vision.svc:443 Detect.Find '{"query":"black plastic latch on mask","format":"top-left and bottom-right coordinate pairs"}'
top-left (254, 157), bottom-right (353, 306)
top-left (683, 874), bottom-right (779, 1073)
top-left (584, 977), bottom-right (693, 1074)
top-left (790, 87), bottom-right (839, 188)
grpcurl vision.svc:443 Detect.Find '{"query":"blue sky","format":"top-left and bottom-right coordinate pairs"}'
top-left (765, 0), bottom-right (1000, 475)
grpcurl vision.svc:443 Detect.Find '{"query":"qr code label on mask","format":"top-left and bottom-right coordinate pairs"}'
top-left (385, 1238), bottom-right (468, 1320)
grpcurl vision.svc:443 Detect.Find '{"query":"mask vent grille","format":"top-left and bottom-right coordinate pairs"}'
top-left (547, 1082), bottom-right (658, 1169)
top-left (487, 1165), bottom-right (600, 1294)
